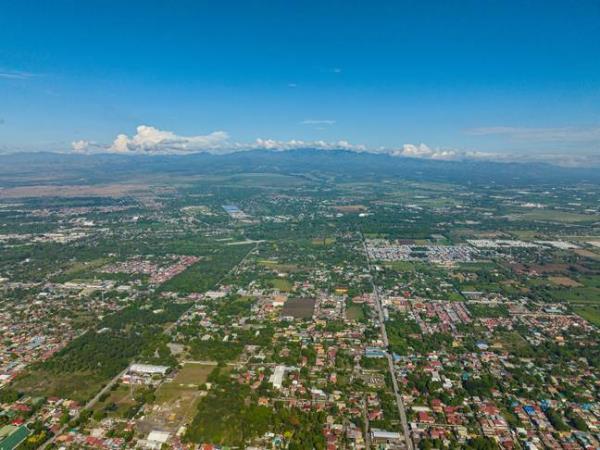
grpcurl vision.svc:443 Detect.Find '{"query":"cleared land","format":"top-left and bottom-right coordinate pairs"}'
top-left (548, 276), bottom-right (582, 287)
top-left (138, 363), bottom-right (214, 434)
top-left (281, 298), bottom-right (316, 319)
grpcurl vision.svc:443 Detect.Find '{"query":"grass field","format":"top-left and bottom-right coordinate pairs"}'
top-left (515, 210), bottom-right (597, 223)
top-left (573, 306), bottom-right (600, 327)
top-left (311, 237), bottom-right (336, 246)
top-left (548, 276), bottom-right (582, 287)
top-left (548, 287), bottom-right (600, 305)
top-left (346, 303), bottom-right (366, 321)
top-left (493, 331), bottom-right (533, 356)
top-left (92, 384), bottom-right (137, 418)
top-left (267, 278), bottom-right (293, 292)
top-left (172, 363), bottom-right (215, 386)
top-left (12, 370), bottom-right (104, 402)
top-left (574, 249), bottom-right (600, 261)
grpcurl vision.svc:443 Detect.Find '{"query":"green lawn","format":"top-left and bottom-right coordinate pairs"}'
top-left (346, 303), bottom-right (366, 321)
top-left (573, 305), bottom-right (600, 327)
top-left (267, 278), bottom-right (293, 291)
top-left (12, 370), bottom-right (105, 402)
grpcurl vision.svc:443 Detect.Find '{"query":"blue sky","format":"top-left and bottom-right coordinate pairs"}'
top-left (1, 0), bottom-right (600, 163)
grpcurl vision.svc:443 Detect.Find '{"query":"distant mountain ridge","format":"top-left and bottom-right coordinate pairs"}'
top-left (0, 149), bottom-right (599, 187)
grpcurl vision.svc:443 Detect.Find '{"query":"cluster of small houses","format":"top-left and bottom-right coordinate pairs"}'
top-left (0, 288), bottom-right (124, 389)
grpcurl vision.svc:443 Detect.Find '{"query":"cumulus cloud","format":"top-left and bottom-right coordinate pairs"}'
top-left (72, 124), bottom-right (599, 167)
top-left (109, 125), bottom-right (230, 153)
top-left (101, 125), bottom-right (366, 155)
top-left (389, 143), bottom-right (462, 160)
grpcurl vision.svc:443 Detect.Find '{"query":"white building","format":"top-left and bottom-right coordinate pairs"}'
top-left (129, 364), bottom-right (169, 375)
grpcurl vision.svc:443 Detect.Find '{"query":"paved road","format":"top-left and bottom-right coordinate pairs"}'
top-left (362, 235), bottom-right (413, 450)
top-left (39, 243), bottom-right (260, 449)
top-left (40, 367), bottom-right (129, 449)
top-left (362, 396), bottom-right (372, 449)
top-left (165, 242), bottom-right (258, 335)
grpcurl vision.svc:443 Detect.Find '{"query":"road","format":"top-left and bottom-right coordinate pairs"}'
top-left (164, 242), bottom-right (259, 335)
top-left (362, 235), bottom-right (413, 450)
top-left (42, 244), bottom-right (259, 449)
top-left (40, 367), bottom-right (129, 449)
top-left (362, 396), bottom-right (372, 449)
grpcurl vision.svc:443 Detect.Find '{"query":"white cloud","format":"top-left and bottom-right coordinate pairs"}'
top-left (74, 124), bottom-right (599, 167)
top-left (251, 138), bottom-right (365, 151)
top-left (300, 119), bottom-right (336, 125)
top-left (467, 125), bottom-right (600, 143)
top-left (109, 125), bottom-right (230, 153)
top-left (390, 143), bottom-right (462, 160)
top-left (103, 125), bottom-right (365, 154)
top-left (0, 69), bottom-right (36, 80)
top-left (71, 140), bottom-right (90, 153)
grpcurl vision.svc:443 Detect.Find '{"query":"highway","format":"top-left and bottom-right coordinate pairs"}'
top-left (362, 235), bottom-right (413, 450)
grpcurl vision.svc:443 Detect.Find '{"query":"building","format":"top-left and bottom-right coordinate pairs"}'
top-left (0, 425), bottom-right (30, 450)
top-left (371, 429), bottom-right (403, 447)
top-left (128, 364), bottom-right (169, 375)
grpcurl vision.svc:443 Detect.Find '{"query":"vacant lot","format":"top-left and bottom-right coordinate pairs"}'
top-left (172, 363), bottom-right (215, 386)
top-left (333, 204), bottom-right (367, 213)
top-left (346, 303), bottom-right (366, 321)
top-left (548, 276), bottom-right (582, 287)
top-left (514, 210), bottom-right (597, 223)
top-left (92, 384), bottom-right (137, 418)
top-left (282, 298), bottom-right (316, 319)
top-left (12, 370), bottom-right (104, 402)
top-left (267, 278), bottom-right (293, 292)
top-left (138, 363), bottom-right (214, 434)
top-left (573, 305), bottom-right (600, 327)
top-left (0, 184), bottom-right (149, 198)
top-left (574, 249), bottom-right (600, 261)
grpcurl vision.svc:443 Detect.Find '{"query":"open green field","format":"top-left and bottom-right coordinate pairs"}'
top-left (172, 363), bottom-right (215, 386)
top-left (384, 261), bottom-right (426, 272)
top-left (548, 287), bottom-right (600, 305)
top-left (92, 384), bottom-right (137, 418)
top-left (573, 306), bottom-right (600, 327)
top-left (12, 370), bottom-right (104, 402)
top-left (493, 331), bottom-right (533, 356)
top-left (267, 277), bottom-right (293, 291)
top-left (514, 210), bottom-right (597, 223)
top-left (346, 302), bottom-right (366, 321)
top-left (311, 237), bottom-right (336, 246)
top-left (156, 363), bottom-right (215, 403)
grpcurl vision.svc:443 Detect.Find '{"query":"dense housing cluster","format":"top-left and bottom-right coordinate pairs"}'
top-left (0, 170), bottom-right (598, 450)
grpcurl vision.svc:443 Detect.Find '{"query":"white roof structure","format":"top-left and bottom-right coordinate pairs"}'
top-left (147, 430), bottom-right (170, 444)
top-left (129, 364), bottom-right (169, 375)
top-left (371, 429), bottom-right (402, 440)
top-left (269, 365), bottom-right (287, 389)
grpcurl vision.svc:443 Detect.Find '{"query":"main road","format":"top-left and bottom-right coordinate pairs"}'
top-left (42, 242), bottom-right (259, 449)
top-left (362, 235), bottom-right (413, 450)
top-left (40, 367), bottom-right (129, 449)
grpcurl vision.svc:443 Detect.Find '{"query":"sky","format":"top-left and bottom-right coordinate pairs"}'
top-left (1, 0), bottom-right (600, 165)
